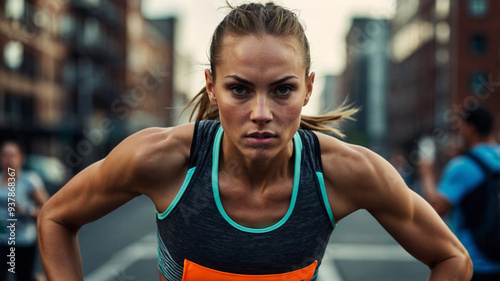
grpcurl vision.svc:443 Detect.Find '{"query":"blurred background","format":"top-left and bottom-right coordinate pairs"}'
top-left (1, 0), bottom-right (499, 280)
top-left (0, 0), bottom-right (499, 191)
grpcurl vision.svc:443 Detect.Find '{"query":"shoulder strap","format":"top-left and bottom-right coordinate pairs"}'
top-left (297, 129), bottom-right (323, 173)
top-left (188, 120), bottom-right (221, 168)
top-left (464, 151), bottom-right (493, 175)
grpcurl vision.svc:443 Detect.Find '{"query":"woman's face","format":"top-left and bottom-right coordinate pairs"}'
top-left (206, 34), bottom-right (314, 162)
top-left (1, 143), bottom-right (23, 171)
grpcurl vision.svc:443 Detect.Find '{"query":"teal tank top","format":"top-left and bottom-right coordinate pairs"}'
top-left (156, 120), bottom-right (336, 280)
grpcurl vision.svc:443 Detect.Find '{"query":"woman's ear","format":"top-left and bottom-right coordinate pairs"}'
top-left (205, 69), bottom-right (217, 106)
top-left (304, 72), bottom-right (315, 106)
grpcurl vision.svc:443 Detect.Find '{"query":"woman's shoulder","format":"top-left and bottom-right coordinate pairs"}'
top-left (104, 123), bottom-right (196, 184)
top-left (128, 122), bottom-right (195, 154)
top-left (313, 131), bottom-right (408, 217)
top-left (313, 132), bottom-right (396, 195)
top-left (314, 132), bottom-right (381, 178)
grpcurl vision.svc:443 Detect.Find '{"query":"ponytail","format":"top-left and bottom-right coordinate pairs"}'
top-left (179, 87), bottom-right (219, 122)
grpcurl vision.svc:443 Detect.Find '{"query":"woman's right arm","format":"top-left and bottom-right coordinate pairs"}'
top-left (37, 125), bottom-right (192, 280)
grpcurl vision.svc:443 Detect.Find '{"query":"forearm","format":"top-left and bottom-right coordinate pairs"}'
top-left (38, 217), bottom-right (84, 280)
top-left (427, 254), bottom-right (473, 281)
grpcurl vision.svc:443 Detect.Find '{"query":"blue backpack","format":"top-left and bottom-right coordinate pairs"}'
top-left (461, 151), bottom-right (500, 261)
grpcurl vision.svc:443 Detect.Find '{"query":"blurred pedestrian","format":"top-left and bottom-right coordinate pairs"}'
top-left (0, 141), bottom-right (50, 281)
top-left (38, 2), bottom-right (472, 281)
top-left (419, 105), bottom-right (500, 280)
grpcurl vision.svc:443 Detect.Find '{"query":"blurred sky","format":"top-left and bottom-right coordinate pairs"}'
top-left (142, 0), bottom-right (395, 115)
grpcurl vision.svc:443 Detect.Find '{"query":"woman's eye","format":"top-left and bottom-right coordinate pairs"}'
top-left (275, 86), bottom-right (292, 95)
top-left (229, 85), bottom-right (248, 95)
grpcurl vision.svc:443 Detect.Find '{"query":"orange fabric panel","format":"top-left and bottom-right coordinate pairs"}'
top-left (181, 259), bottom-right (318, 281)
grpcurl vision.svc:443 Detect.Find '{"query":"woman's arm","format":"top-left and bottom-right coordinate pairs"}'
top-left (318, 134), bottom-right (473, 280)
top-left (37, 125), bottom-right (192, 280)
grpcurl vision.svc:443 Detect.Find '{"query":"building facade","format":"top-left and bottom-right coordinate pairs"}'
top-left (0, 0), bottom-right (176, 176)
top-left (341, 18), bottom-right (390, 155)
top-left (389, 0), bottom-right (500, 166)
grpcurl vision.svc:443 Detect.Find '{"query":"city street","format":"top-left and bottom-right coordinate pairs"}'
top-left (78, 195), bottom-right (430, 281)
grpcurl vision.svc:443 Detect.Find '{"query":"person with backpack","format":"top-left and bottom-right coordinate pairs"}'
top-left (419, 104), bottom-right (500, 280)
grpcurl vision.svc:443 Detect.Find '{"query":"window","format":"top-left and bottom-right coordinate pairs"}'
top-left (468, 0), bottom-right (489, 17)
top-left (5, 0), bottom-right (24, 20)
top-left (470, 34), bottom-right (488, 55)
top-left (4, 41), bottom-right (23, 70)
top-left (3, 93), bottom-right (35, 128)
top-left (469, 72), bottom-right (489, 96)
top-left (3, 41), bottom-right (36, 77)
top-left (60, 15), bottom-right (76, 40)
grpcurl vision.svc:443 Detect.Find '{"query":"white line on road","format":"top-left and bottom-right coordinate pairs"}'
top-left (85, 233), bottom-right (417, 281)
top-left (84, 232), bottom-right (157, 281)
top-left (317, 243), bottom-right (418, 281)
top-left (326, 243), bottom-right (416, 261)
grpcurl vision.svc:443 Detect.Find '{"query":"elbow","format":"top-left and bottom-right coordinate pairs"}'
top-left (36, 204), bottom-right (50, 243)
top-left (445, 246), bottom-right (473, 280)
top-left (460, 248), bottom-right (473, 281)
top-left (429, 246), bottom-right (473, 280)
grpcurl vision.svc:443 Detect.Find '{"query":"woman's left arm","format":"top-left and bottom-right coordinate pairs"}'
top-left (358, 148), bottom-right (473, 280)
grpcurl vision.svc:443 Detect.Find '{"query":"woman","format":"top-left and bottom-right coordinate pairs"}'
top-left (1, 141), bottom-right (49, 281)
top-left (38, 2), bottom-right (472, 281)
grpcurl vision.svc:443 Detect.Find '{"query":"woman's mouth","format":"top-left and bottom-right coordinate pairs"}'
top-left (246, 132), bottom-right (276, 145)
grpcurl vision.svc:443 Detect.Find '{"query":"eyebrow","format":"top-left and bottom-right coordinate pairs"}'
top-left (225, 75), bottom-right (299, 86)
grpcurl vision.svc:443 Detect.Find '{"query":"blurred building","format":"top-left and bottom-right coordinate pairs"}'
top-left (0, 0), bottom-right (68, 156)
top-left (320, 74), bottom-right (339, 114)
top-left (389, 0), bottom-right (500, 161)
top-left (0, 0), bottom-right (176, 175)
top-left (340, 18), bottom-right (390, 155)
top-left (126, 0), bottom-right (175, 134)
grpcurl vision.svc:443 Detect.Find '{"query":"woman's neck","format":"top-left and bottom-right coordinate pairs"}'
top-left (220, 139), bottom-right (295, 192)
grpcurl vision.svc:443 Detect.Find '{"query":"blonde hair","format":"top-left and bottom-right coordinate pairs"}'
top-left (181, 2), bottom-right (357, 137)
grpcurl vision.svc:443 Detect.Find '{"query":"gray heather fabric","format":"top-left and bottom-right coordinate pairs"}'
top-left (156, 120), bottom-right (335, 280)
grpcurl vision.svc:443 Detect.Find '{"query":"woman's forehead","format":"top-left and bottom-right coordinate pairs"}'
top-left (216, 34), bottom-right (305, 76)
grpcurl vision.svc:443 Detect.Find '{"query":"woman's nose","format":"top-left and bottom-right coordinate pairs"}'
top-left (250, 94), bottom-right (273, 124)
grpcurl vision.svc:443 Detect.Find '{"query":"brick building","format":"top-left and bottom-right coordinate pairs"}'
top-left (389, 0), bottom-right (500, 162)
top-left (0, 0), bottom-right (176, 176)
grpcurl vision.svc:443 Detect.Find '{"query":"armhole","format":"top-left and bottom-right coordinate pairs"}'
top-left (157, 167), bottom-right (196, 220)
top-left (316, 172), bottom-right (337, 228)
top-left (188, 121), bottom-right (200, 168)
top-left (311, 132), bottom-right (337, 228)
top-left (157, 122), bottom-right (199, 220)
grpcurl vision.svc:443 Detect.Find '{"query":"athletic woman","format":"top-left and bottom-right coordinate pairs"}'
top-left (38, 2), bottom-right (472, 281)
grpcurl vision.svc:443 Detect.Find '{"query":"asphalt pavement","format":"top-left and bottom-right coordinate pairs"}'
top-left (71, 195), bottom-right (430, 281)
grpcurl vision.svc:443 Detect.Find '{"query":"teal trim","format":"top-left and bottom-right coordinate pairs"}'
top-left (312, 268), bottom-right (318, 280)
top-left (156, 167), bottom-right (196, 220)
top-left (316, 172), bottom-right (337, 228)
top-left (212, 126), bottom-right (302, 233)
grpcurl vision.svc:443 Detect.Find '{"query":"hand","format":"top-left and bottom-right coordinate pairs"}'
top-left (418, 158), bottom-right (435, 177)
